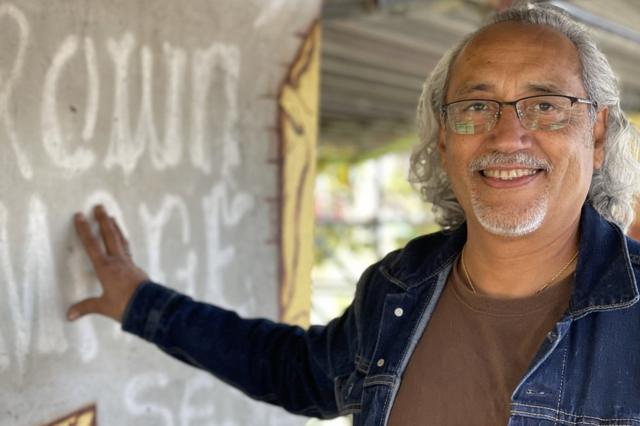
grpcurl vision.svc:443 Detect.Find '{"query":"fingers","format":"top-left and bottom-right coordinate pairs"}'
top-left (74, 205), bottom-right (132, 266)
top-left (111, 217), bottom-right (132, 257)
top-left (94, 205), bottom-right (126, 257)
top-left (67, 297), bottom-right (103, 321)
top-left (74, 212), bottom-right (105, 266)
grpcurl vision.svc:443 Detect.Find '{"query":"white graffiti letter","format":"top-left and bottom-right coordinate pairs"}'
top-left (139, 195), bottom-right (197, 295)
top-left (106, 37), bottom-right (188, 175)
top-left (41, 35), bottom-right (96, 176)
top-left (146, 43), bottom-right (187, 170)
top-left (0, 197), bottom-right (67, 377)
top-left (105, 33), bottom-right (144, 175)
top-left (0, 4), bottom-right (32, 179)
top-left (125, 372), bottom-right (174, 426)
top-left (203, 183), bottom-right (253, 304)
top-left (190, 44), bottom-right (240, 175)
top-left (82, 37), bottom-right (99, 141)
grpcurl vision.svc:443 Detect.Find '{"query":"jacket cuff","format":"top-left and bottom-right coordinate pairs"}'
top-left (121, 281), bottom-right (185, 341)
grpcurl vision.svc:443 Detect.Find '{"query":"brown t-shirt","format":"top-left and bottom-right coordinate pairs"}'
top-left (387, 257), bottom-right (573, 426)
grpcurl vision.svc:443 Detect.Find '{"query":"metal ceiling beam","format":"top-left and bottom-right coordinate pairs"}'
top-left (549, 0), bottom-right (640, 44)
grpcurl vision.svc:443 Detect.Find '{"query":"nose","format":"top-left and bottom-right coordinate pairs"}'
top-left (485, 104), bottom-right (531, 151)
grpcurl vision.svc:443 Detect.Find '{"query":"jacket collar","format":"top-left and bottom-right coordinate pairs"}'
top-left (382, 222), bottom-right (466, 290)
top-left (382, 203), bottom-right (638, 314)
top-left (570, 203), bottom-right (638, 318)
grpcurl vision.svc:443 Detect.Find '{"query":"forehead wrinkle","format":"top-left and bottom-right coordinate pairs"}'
top-left (451, 83), bottom-right (494, 98)
top-left (450, 80), bottom-right (582, 102)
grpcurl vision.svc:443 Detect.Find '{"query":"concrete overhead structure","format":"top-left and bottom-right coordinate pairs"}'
top-left (320, 0), bottom-right (640, 159)
top-left (0, 0), bottom-right (319, 425)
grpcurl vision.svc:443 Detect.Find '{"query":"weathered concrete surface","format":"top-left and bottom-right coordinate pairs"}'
top-left (0, 0), bottom-right (320, 424)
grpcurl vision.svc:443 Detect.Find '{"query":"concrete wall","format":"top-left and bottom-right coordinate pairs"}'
top-left (0, 0), bottom-right (320, 424)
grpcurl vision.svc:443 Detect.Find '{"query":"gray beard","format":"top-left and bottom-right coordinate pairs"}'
top-left (470, 186), bottom-right (550, 237)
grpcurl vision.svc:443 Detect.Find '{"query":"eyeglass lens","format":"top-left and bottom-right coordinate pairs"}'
top-left (446, 95), bottom-right (575, 135)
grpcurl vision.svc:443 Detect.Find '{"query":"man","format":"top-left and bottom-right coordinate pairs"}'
top-left (67, 3), bottom-right (640, 425)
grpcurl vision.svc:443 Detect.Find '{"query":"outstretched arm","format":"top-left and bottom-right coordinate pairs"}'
top-left (67, 204), bottom-right (148, 322)
top-left (66, 204), bottom-right (359, 418)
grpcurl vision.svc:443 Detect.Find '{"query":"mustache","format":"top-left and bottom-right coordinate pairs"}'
top-left (468, 152), bottom-right (552, 172)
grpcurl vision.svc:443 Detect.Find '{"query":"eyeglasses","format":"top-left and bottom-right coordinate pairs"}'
top-left (441, 94), bottom-right (597, 135)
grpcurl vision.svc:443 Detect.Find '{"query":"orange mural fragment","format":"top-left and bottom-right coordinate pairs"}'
top-left (277, 22), bottom-right (321, 327)
top-left (42, 405), bottom-right (96, 426)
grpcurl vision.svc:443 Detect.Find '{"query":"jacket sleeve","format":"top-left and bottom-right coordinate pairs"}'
top-left (121, 279), bottom-right (362, 419)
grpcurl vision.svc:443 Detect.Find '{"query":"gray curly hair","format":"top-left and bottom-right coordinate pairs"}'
top-left (409, 2), bottom-right (640, 231)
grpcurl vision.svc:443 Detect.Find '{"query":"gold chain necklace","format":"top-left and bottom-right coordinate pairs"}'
top-left (460, 246), bottom-right (579, 295)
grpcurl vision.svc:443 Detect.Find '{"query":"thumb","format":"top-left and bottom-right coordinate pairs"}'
top-left (67, 297), bottom-right (103, 321)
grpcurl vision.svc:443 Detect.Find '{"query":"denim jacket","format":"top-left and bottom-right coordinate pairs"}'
top-left (123, 203), bottom-right (640, 425)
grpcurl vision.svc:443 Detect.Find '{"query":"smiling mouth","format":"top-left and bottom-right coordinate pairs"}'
top-left (481, 168), bottom-right (542, 181)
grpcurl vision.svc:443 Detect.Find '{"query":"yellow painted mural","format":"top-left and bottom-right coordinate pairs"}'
top-left (278, 22), bottom-right (321, 327)
top-left (43, 405), bottom-right (96, 426)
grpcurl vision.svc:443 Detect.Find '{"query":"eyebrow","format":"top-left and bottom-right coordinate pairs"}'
top-left (525, 83), bottom-right (567, 94)
top-left (451, 83), bottom-right (493, 98)
top-left (451, 82), bottom-right (569, 99)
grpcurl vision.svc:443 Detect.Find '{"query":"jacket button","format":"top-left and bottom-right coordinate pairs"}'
top-left (394, 308), bottom-right (404, 317)
top-left (376, 358), bottom-right (385, 367)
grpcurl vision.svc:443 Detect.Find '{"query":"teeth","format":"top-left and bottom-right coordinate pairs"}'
top-left (483, 168), bottom-right (538, 180)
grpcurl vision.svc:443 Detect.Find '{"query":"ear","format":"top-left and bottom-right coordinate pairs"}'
top-left (438, 119), bottom-right (448, 170)
top-left (592, 107), bottom-right (607, 170)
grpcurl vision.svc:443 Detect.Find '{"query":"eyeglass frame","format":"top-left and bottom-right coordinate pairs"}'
top-left (440, 94), bottom-right (598, 135)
